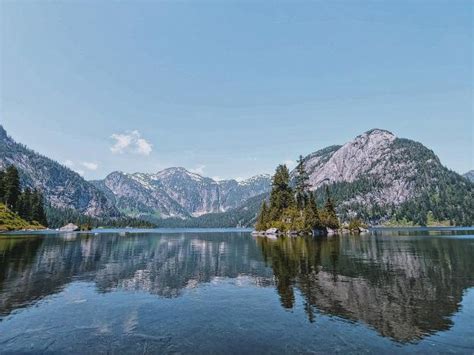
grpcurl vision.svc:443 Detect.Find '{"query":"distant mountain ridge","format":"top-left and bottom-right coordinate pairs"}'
top-left (91, 168), bottom-right (271, 220)
top-left (0, 125), bottom-right (119, 218)
top-left (186, 129), bottom-right (473, 227)
top-left (464, 170), bottom-right (474, 182)
top-left (1, 124), bottom-right (472, 226)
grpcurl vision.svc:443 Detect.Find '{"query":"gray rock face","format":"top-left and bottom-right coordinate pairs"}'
top-left (305, 129), bottom-right (434, 205)
top-left (0, 125), bottom-right (119, 218)
top-left (464, 170), bottom-right (474, 182)
top-left (92, 168), bottom-right (271, 219)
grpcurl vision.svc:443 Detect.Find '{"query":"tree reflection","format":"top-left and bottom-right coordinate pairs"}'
top-left (0, 231), bottom-right (472, 343)
top-left (257, 234), bottom-right (474, 342)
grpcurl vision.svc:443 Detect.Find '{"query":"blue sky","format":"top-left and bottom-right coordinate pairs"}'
top-left (1, 1), bottom-right (472, 180)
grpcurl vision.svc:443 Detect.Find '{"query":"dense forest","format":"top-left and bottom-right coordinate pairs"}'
top-left (45, 205), bottom-right (156, 229)
top-left (0, 165), bottom-right (47, 226)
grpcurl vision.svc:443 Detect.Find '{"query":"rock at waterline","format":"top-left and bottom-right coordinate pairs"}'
top-left (59, 223), bottom-right (80, 232)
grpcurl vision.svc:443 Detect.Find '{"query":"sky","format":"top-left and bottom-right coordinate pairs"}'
top-left (1, 0), bottom-right (472, 180)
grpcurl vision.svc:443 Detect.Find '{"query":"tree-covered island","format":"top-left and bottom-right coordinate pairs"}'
top-left (254, 157), bottom-right (366, 236)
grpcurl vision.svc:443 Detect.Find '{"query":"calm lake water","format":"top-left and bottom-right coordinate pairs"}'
top-left (0, 228), bottom-right (473, 354)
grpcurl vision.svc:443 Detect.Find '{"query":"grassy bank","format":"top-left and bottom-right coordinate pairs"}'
top-left (0, 203), bottom-right (45, 232)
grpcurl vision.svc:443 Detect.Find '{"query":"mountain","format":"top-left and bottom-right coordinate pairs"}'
top-left (157, 192), bottom-right (269, 228)
top-left (0, 125), bottom-right (119, 218)
top-left (301, 129), bottom-right (473, 225)
top-left (464, 170), bottom-right (474, 182)
top-left (190, 129), bottom-right (473, 227)
top-left (91, 168), bottom-right (271, 220)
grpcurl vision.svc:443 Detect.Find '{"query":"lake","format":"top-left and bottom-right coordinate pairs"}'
top-left (0, 228), bottom-right (473, 354)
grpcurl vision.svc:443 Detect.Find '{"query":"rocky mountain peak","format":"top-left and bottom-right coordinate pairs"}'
top-left (464, 170), bottom-right (474, 182)
top-left (305, 128), bottom-right (397, 188)
top-left (154, 167), bottom-right (206, 182)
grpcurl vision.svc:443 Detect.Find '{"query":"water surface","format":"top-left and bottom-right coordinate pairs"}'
top-left (0, 228), bottom-right (473, 353)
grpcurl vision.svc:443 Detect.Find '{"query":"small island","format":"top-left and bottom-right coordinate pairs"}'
top-left (254, 157), bottom-right (367, 237)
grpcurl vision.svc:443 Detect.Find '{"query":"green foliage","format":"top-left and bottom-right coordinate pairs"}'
top-left (255, 201), bottom-right (269, 231)
top-left (255, 161), bottom-right (340, 232)
top-left (0, 203), bottom-right (44, 231)
top-left (0, 166), bottom-right (48, 227)
top-left (269, 165), bottom-right (294, 221)
top-left (322, 187), bottom-right (339, 229)
top-left (303, 194), bottom-right (322, 232)
top-left (348, 218), bottom-right (366, 230)
top-left (294, 155), bottom-right (310, 210)
top-left (2, 165), bottom-right (21, 210)
top-left (45, 205), bottom-right (156, 229)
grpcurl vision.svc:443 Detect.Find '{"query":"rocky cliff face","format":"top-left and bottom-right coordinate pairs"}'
top-left (0, 125), bottom-right (119, 217)
top-left (298, 129), bottom-right (473, 224)
top-left (464, 170), bottom-right (474, 182)
top-left (304, 129), bottom-right (415, 204)
top-left (92, 168), bottom-right (271, 219)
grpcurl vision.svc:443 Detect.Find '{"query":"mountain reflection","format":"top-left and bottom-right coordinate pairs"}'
top-left (0, 231), bottom-right (473, 343)
top-left (257, 235), bottom-right (474, 342)
top-left (0, 232), bottom-right (273, 317)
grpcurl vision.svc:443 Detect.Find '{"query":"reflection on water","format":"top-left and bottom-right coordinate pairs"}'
top-left (0, 229), bottom-right (473, 352)
top-left (257, 234), bottom-right (474, 342)
top-left (0, 232), bottom-right (272, 315)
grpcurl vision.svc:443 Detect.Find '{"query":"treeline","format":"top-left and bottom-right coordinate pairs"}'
top-left (255, 157), bottom-right (339, 232)
top-left (0, 165), bottom-right (47, 226)
top-left (45, 205), bottom-right (156, 229)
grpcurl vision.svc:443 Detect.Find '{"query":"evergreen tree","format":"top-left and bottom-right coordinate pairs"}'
top-left (268, 164), bottom-right (294, 221)
top-left (255, 201), bottom-right (269, 231)
top-left (295, 155), bottom-right (310, 210)
top-left (304, 193), bottom-right (321, 231)
top-left (0, 170), bottom-right (5, 201)
top-left (31, 189), bottom-right (48, 226)
top-left (323, 186), bottom-right (339, 229)
top-left (3, 165), bottom-right (21, 211)
top-left (17, 187), bottom-right (32, 221)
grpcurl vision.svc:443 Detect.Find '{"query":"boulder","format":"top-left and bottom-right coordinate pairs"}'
top-left (59, 223), bottom-right (80, 232)
top-left (265, 228), bottom-right (280, 235)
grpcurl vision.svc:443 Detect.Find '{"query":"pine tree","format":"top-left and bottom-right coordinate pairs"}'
top-left (31, 189), bottom-right (47, 226)
top-left (3, 165), bottom-right (21, 211)
top-left (18, 187), bottom-right (33, 221)
top-left (304, 193), bottom-right (321, 232)
top-left (256, 201), bottom-right (269, 231)
top-left (0, 170), bottom-right (5, 201)
top-left (269, 164), bottom-right (294, 221)
top-left (295, 155), bottom-right (310, 210)
top-left (323, 186), bottom-right (339, 229)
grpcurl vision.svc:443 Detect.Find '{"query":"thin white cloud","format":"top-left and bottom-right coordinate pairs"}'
top-left (189, 165), bottom-right (206, 175)
top-left (212, 176), bottom-right (223, 181)
top-left (110, 130), bottom-right (153, 156)
top-left (136, 137), bottom-right (153, 155)
top-left (64, 159), bottom-right (74, 168)
top-left (76, 169), bottom-right (85, 176)
top-left (81, 162), bottom-right (99, 171)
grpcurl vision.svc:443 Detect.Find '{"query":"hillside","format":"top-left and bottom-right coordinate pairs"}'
top-left (0, 203), bottom-right (44, 231)
top-left (156, 193), bottom-right (268, 228)
top-left (0, 125), bottom-right (119, 218)
top-left (301, 129), bottom-right (473, 226)
top-left (91, 168), bottom-right (271, 220)
top-left (464, 170), bottom-right (474, 182)
top-left (178, 129), bottom-right (473, 227)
